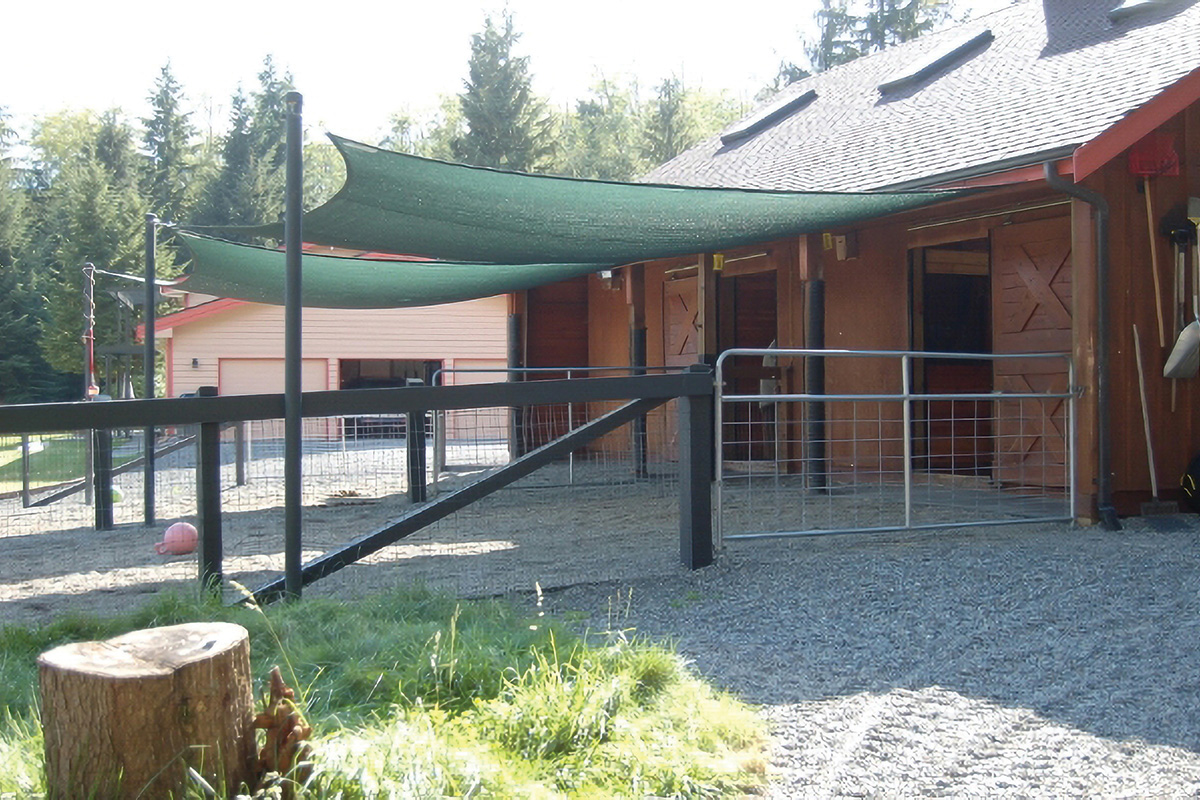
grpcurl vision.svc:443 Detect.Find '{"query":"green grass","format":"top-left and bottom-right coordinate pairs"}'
top-left (0, 587), bottom-right (767, 798)
top-left (0, 434), bottom-right (137, 494)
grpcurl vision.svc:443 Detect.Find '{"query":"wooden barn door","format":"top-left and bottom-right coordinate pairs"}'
top-left (991, 216), bottom-right (1072, 487)
top-left (663, 277), bottom-right (699, 368)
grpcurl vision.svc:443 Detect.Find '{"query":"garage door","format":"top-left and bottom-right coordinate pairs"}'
top-left (219, 359), bottom-right (329, 440)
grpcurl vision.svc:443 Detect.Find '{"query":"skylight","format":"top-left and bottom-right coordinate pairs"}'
top-left (878, 29), bottom-right (994, 94)
top-left (1109, 0), bottom-right (1177, 22)
top-left (720, 89), bottom-right (818, 146)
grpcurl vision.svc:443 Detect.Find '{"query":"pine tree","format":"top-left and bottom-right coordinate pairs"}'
top-left (193, 57), bottom-right (294, 227)
top-left (807, 0), bottom-right (863, 73)
top-left (32, 112), bottom-right (148, 380)
top-left (142, 62), bottom-right (196, 222)
top-left (451, 13), bottom-right (555, 172)
top-left (641, 78), bottom-right (693, 166)
top-left (559, 78), bottom-right (646, 181)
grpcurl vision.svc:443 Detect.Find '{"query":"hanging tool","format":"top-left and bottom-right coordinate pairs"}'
top-left (1129, 133), bottom-right (1180, 347)
top-left (1135, 324), bottom-right (1177, 514)
top-left (1163, 216), bottom-right (1200, 379)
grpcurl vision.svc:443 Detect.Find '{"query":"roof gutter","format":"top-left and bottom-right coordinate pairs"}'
top-left (1043, 161), bottom-right (1119, 530)
top-left (874, 145), bottom-right (1078, 192)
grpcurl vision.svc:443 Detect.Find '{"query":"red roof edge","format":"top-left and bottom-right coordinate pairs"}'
top-left (137, 298), bottom-right (247, 340)
top-left (1074, 66), bottom-right (1200, 182)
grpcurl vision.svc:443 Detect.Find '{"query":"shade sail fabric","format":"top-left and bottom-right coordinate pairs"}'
top-left (213, 134), bottom-right (961, 265)
top-left (177, 232), bottom-right (605, 308)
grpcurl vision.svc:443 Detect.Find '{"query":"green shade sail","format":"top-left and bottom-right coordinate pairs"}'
top-left (178, 134), bottom-right (966, 308)
top-left (204, 134), bottom-right (961, 266)
top-left (177, 233), bottom-right (604, 308)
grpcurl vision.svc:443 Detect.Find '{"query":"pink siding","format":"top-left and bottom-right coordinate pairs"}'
top-left (166, 297), bottom-right (508, 397)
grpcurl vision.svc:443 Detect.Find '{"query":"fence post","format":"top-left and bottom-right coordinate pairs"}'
top-left (406, 378), bottom-right (428, 503)
top-left (195, 386), bottom-right (222, 595)
top-left (679, 364), bottom-right (714, 569)
top-left (234, 422), bottom-right (247, 486)
top-left (20, 435), bottom-right (31, 508)
top-left (631, 329), bottom-right (648, 479)
top-left (93, 425), bottom-right (114, 531)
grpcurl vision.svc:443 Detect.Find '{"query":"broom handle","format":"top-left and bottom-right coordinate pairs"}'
top-left (1147, 180), bottom-right (1167, 347)
top-left (1134, 324), bottom-right (1160, 499)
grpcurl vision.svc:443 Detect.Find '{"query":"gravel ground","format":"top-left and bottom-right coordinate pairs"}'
top-left (538, 518), bottom-right (1200, 798)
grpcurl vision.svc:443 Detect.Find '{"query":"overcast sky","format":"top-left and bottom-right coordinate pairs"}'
top-left (4, 0), bottom-right (1017, 143)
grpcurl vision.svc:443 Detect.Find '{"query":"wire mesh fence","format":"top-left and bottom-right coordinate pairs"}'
top-left (0, 374), bottom-right (695, 623)
top-left (716, 349), bottom-right (1075, 545)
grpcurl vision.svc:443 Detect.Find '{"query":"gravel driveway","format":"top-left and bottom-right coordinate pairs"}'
top-left (542, 518), bottom-right (1200, 797)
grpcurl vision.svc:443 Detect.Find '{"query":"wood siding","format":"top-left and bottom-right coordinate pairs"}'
top-left (167, 297), bottom-right (508, 398)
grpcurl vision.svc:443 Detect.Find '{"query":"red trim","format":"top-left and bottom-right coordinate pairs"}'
top-left (144, 298), bottom-right (247, 337)
top-left (935, 159), bottom-right (1074, 190)
top-left (1074, 67), bottom-right (1200, 181)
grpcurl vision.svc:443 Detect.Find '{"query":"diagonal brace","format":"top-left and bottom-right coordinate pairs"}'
top-left (252, 396), bottom-right (667, 603)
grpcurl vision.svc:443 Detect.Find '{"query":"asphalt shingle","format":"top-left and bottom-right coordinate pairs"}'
top-left (645, 0), bottom-right (1200, 191)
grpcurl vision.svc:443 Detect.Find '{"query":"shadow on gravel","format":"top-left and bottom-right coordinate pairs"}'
top-left (549, 519), bottom-right (1200, 754)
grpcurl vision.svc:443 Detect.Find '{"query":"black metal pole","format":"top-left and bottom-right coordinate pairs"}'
top-left (83, 262), bottom-right (95, 506)
top-left (631, 327), bottom-right (648, 478)
top-left (284, 91), bottom-right (304, 599)
top-left (196, 386), bottom-right (223, 595)
top-left (805, 278), bottom-right (827, 490)
top-left (144, 214), bottom-right (157, 527)
top-left (507, 313), bottom-right (524, 459)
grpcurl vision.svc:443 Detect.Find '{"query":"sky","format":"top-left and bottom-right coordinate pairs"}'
top-left (3, 0), bottom-right (1017, 144)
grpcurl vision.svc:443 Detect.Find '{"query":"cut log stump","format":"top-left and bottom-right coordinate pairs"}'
top-left (39, 622), bottom-right (256, 799)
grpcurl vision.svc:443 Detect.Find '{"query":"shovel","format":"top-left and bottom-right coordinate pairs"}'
top-left (1163, 199), bottom-right (1200, 378)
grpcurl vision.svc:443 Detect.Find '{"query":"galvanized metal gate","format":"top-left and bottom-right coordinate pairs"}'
top-left (715, 348), bottom-right (1076, 546)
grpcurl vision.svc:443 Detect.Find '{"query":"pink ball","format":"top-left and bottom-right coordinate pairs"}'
top-left (155, 522), bottom-right (198, 555)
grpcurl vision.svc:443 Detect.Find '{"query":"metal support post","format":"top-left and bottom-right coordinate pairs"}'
top-left (196, 386), bottom-right (222, 594)
top-left (679, 364), bottom-right (714, 569)
top-left (234, 422), bottom-right (247, 486)
top-left (901, 354), bottom-right (913, 529)
top-left (283, 91), bottom-right (304, 599)
top-left (631, 328), bottom-right (648, 478)
top-left (406, 378), bottom-right (428, 503)
top-left (144, 214), bottom-right (157, 526)
top-left (507, 313), bottom-right (524, 459)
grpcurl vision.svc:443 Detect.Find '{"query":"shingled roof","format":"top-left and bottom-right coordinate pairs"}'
top-left (645, 0), bottom-right (1200, 192)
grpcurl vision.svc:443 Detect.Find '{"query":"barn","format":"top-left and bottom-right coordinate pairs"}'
top-left (514, 0), bottom-right (1200, 523)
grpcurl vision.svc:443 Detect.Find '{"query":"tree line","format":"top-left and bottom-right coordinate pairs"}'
top-left (0, 0), bottom-right (950, 404)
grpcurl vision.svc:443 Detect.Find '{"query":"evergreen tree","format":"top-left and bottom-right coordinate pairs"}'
top-left (451, 13), bottom-right (555, 172)
top-left (193, 57), bottom-right (293, 226)
top-left (861, 0), bottom-right (949, 51)
top-left (32, 112), bottom-right (148, 380)
top-left (142, 62), bottom-right (197, 222)
top-left (559, 78), bottom-right (645, 181)
top-left (807, 0), bottom-right (863, 72)
top-left (641, 78), bottom-right (694, 166)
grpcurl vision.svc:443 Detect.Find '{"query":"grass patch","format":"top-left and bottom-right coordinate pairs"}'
top-left (0, 587), bottom-right (766, 797)
top-left (0, 434), bottom-right (138, 494)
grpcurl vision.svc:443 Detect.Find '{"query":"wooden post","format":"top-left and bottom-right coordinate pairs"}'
top-left (39, 622), bottom-right (256, 799)
top-left (196, 386), bottom-right (222, 594)
top-left (406, 378), bottom-right (428, 503)
top-left (680, 364), bottom-right (714, 569)
top-left (697, 254), bottom-right (719, 363)
top-left (627, 264), bottom-right (648, 478)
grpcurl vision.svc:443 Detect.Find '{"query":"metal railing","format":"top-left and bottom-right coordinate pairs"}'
top-left (715, 348), bottom-right (1076, 547)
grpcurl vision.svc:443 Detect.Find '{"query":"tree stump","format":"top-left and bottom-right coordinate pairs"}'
top-left (38, 622), bottom-right (256, 799)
